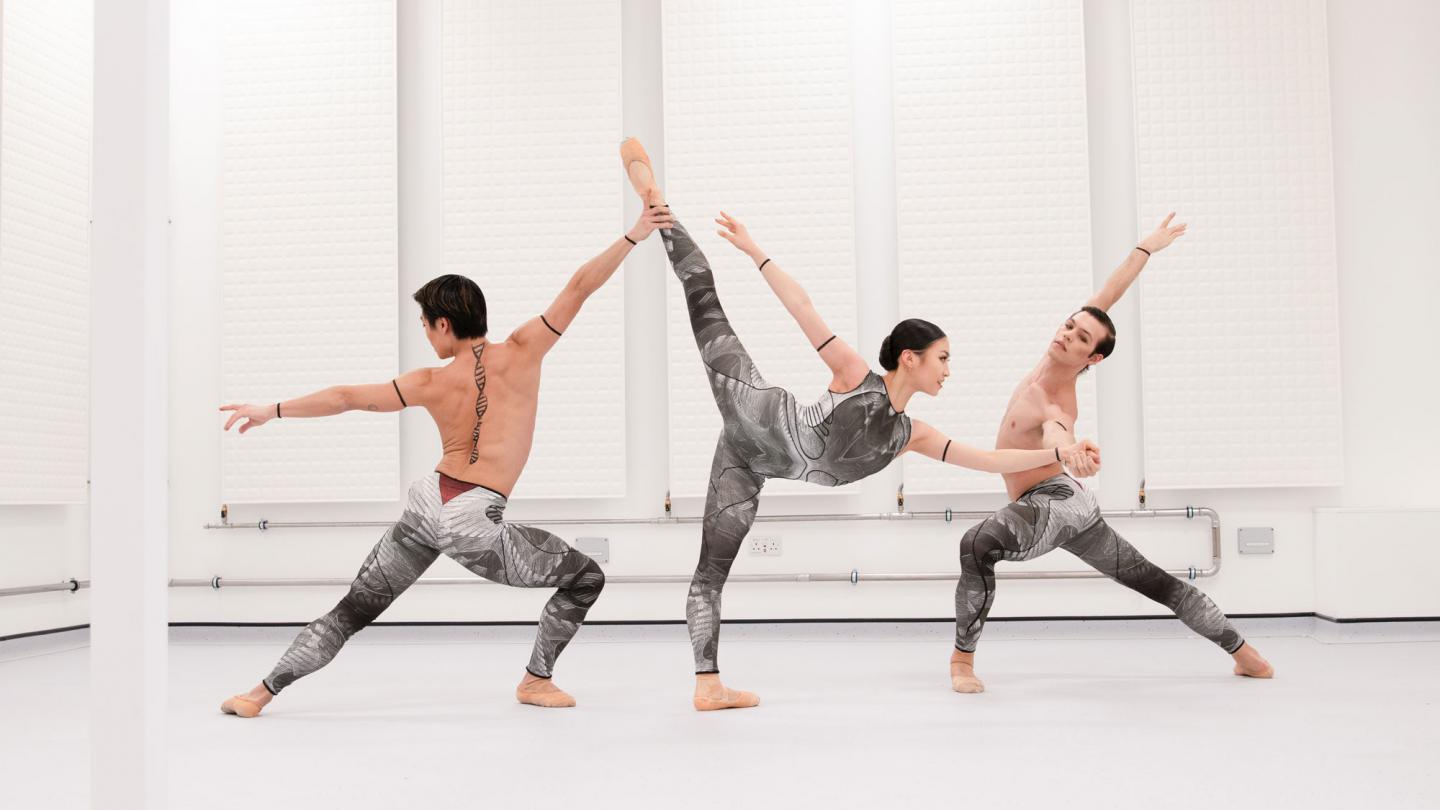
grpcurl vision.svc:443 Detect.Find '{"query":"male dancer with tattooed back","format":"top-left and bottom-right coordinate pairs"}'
top-left (216, 205), bottom-right (672, 715)
top-left (949, 214), bottom-right (1274, 693)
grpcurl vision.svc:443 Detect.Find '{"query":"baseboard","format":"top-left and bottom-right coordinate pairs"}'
top-left (9, 613), bottom-right (1438, 645)
top-left (0, 624), bottom-right (89, 643)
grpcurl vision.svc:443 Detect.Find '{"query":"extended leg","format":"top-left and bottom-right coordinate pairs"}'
top-left (1062, 522), bottom-right (1273, 677)
top-left (221, 513), bottom-right (439, 717)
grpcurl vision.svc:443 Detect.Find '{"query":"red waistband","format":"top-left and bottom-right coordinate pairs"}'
top-left (438, 473), bottom-right (506, 505)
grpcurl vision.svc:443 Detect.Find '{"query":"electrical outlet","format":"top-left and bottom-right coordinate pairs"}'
top-left (748, 537), bottom-right (782, 556)
top-left (575, 536), bottom-right (609, 564)
top-left (1237, 527), bottom-right (1274, 555)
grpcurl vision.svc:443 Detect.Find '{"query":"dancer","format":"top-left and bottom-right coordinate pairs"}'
top-left (619, 139), bottom-right (1100, 710)
top-left (215, 205), bottom-right (673, 715)
top-left (947, 214), bottom-right (1274, 693)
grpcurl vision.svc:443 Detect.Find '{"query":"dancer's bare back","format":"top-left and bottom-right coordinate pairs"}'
top-left (396, 323), bottom-right (553, 495)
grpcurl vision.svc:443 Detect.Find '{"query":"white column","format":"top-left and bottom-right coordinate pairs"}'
top-left (90, 0), bottom-right (169, 806)
top-left (1082, 0), bottom-right (1143, 508)
top-left (621, 0), bottom-right (669, 513)
top-left (850, 0), bottom-right (901, 513)
top-left (398, 0), bottom-right (443, 484)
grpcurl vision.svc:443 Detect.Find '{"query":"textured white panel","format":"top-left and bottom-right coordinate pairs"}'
top-left (1133, 1), bottom-right (1343, 489)
top-left (441, 0), bottom-right (624, 499)
top-left (220, 1), bottom-right (399, 503)
top-left (663, 0), bottom-right (858, 498)
top-left (893, 0), bottom-right (1096, 495)
top-left (0, 0), bottom-right (92, 504)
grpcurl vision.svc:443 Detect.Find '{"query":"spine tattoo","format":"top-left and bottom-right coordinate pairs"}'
top-left (469, 343), bottom-right (488, 464)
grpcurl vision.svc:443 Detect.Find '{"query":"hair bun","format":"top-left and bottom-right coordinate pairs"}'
top-left (878, 335), bottom-right (897, 371)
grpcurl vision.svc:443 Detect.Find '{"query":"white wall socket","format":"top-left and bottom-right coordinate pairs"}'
top-left (748, 537), bottom-right (782, 556)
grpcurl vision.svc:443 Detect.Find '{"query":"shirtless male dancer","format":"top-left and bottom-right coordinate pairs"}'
top-left (619, 139), bottom-right (1100, 710)
top-left (215, 205), bottom-right (673, 715)
top-left (948, 215), bottom-right (1274, 693)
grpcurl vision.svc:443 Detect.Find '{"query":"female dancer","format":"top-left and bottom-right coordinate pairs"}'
top-left (619, 140), bottom-right (1100, 710)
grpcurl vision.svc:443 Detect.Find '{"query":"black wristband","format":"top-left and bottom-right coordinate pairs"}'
top-left (1055, 447), bottom-right (1061, 462)
top-left (276, 402), bottom-right (282, 419)
top-left (757, 258), bottom-right (771, 272)
top-left (1135, 245), bottom-right (1151, 256)
top-left (624, 234), bottom-right (637, 246)
top-left (941, 439), bottom-right (952, 463)
top-left (815, 335), bottom-right (837, 352)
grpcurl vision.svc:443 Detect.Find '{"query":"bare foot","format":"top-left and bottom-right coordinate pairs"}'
top-left (950, 649), bottom-right (985, 693)
top-left (1232, 642), bottom-right (1274, 679)
top-left (516, 672), bottom-right (577, 708)
top-left (619, 138), bottom-right (666, 208)
top-left (693, 673), bottom-right (760, 711)
top-left (220, 682), bottom-right (273, 718)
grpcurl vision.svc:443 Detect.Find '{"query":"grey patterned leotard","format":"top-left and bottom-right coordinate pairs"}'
top-left (664, 217), bottom-right (911, 673)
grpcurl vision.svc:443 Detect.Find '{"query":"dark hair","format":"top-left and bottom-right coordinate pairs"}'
top-left (1075, 305), bottom-right (1116, 374)
top-left (879, 318), bottom-right (946, 371)
top-left (413, 275), bottom-right (487, 339)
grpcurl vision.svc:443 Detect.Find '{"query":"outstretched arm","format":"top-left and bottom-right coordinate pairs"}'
top-left (1087, 212), bottom-right (1187, 311)
top-left (219, 366), bottom-right (434, 434)
top-left (715, 211), bottom-right (870, 391)
top-left (507, 206), bottom-right (673, 356)
top-left (904, 419), bottom-right (1101, 477)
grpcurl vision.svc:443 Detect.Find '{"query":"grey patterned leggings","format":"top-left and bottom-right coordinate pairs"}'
top-left (955, 475), bottom-right (1244, 654)
top-left (263, 475), bottom-right (605, 693)
top-left (666, 218), bottom-right (773, 675)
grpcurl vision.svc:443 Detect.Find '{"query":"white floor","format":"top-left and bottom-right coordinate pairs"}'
top-left (3, 620), bottom-right (1438, 810)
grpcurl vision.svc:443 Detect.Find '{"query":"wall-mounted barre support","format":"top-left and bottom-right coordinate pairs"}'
top-left (0, 579), bottom-right (89, 599)
top-left (194, 507), bottom-right (1221, 583)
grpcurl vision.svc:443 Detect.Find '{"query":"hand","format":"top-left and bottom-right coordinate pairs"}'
top-left (627, 205), bottom-right (673, 242)
top-left (220, 403), bottom-right (274, 434)
top-left (1060, 439), bottom-right (1102, 477)
top-left (715, 211), bottom-right (761, 260)
top-left (1138, 212), bottom-right (1187, 254)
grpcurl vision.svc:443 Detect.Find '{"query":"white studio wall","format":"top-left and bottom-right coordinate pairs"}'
top-left (0, 0), bottom-right (93, 637)
top-left (1132, 0), bottom-right (1344, 490)
top-left (441, 0), bottom-right (626, 499)
top-left (893, 0), bottom-right (1098, 496)
top-left (159, 0), bottom-right (1438, 630)
top-left (218, 0), bottom-right (400, 504)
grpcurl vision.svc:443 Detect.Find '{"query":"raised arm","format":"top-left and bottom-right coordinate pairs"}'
top-left (715, 211), bottom-right (870, 391)
top-left (506, 205), bottom-right (673, 356)
top-left (220, 366), bottom-right (435, 434)
top-left (1087, 212), bottom-right (1187, 311)
top-left (904, 419), bottom-right (1101, 477)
